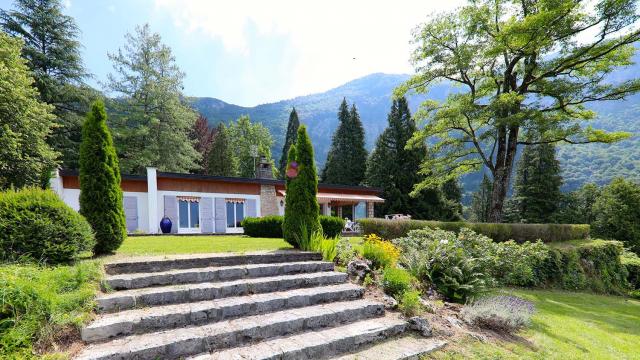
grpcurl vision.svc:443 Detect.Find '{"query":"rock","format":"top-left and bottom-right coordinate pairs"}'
top-left (419, 297), bottom-right (435, 314)
top-left (347, 259), bottom-right (372, 281)
top-left (446, 316), bottom-right (464, 329)
top-left (408, 316), bottom-right (433, 337)
top-left (382, 295), bottom-right (398, 309)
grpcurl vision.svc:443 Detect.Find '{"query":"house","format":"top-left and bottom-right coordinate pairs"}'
top-left (51, 160), bottom-right (383, 234)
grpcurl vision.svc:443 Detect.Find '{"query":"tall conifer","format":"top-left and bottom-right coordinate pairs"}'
top-left (279, 107), bottom-right (300, 178)
top-left (206, 123), bottom-right (236, 177)
top-left (79, 101), bottom-right (126, 254)
top-left (322, 99), bottom-right (367, 185)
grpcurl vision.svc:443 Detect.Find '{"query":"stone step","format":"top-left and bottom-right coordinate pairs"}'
top-left (97, 271), bottom-right (348, 313)
top-left (104, 251), bottom-right (322, 275)
top-left (76, 299), bottom-right (385, 360)
top-left (82, 283), bottom-right (364, 343)
top-left (329, 335), bottom-right (447, 360)
top-left (187, 314), bottom-right (407, 360)
top-left (105, 261), bottom-right (334, 290)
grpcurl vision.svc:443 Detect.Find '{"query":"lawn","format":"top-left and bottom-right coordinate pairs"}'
top-left (116, 235), bottom-right (365, 256)
top-left (428, 289), bottom-right (640, 360)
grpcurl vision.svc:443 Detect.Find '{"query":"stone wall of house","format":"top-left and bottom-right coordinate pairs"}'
top-left (260, 184), bottom-right (279, 216)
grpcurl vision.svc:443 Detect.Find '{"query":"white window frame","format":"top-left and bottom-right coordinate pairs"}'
top-left (226, 201), bottom-right (245, 233)
top-left (178, 199), bottom-right (201, 234)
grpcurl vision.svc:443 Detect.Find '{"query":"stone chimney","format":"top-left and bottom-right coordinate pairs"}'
top-left (257, 155), bottom-right (273, 179)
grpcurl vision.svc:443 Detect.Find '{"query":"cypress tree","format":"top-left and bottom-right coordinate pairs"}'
top-left (282, 125), bottom-right (321, 247)
top-left (206, 123), bottom-right (236, 177)
top-left (365, 97), bottom-right (461, 220)
top-left (511, 137), bottom-right (563, 223)
top-left (279, 107), bottom-right (300, 178)
top-left (79, 101), bottom-right (126, 255)
top-left (322, 99), bottom-right (367, 185)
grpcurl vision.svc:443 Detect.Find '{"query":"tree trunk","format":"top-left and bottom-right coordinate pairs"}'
top-left (488, 125), bottom-right (519, 222)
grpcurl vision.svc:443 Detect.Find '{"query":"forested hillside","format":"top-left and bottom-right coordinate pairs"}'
top-left (190, 73), bottom-right (639, 193)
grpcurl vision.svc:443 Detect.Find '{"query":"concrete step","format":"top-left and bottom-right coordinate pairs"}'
top-left (97, 271), bottom-right (348, 313)
top-left (329, 335), bottom-right (447, 360)
top-left (82, 283), bottom-right (364, 343)
top-left (104, 251), bottom-right (322, 275)
top-left (187, 314), bottom-right (407, 360)
top-left (105, 261), bottom-right (334, 290)
top-left (76, 299), bottom-right (385, 360)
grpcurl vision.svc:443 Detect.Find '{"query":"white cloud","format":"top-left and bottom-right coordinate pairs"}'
top-left (154, 0), bottom-right (464, 102)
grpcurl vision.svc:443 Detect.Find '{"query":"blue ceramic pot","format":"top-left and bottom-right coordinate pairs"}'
top-left (160, 217), bottom-right (172, 234)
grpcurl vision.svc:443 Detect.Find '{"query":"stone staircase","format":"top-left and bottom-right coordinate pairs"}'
top-left (76, 251), bottom-right (445, 360)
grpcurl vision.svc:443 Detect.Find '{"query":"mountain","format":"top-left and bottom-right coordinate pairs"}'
top-left (190, 72), bottom-right (640, 195)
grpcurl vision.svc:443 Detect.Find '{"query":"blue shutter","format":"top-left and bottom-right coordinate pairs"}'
top-left (201, 197), bottom-right (214, 233)
top-left (164, 196), bottom-right (178, 234)
top-left (214, 198), bottom-right (226, 233)
top-left (247, 199), bottom-right (257, 218)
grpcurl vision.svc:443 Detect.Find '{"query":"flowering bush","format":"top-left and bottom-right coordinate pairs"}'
top-left (462, 295), bottom-right (535, 333)
top-left (335, 237), bottom-right (357, 266)
top-left (362, 234), bottom-right (400, 269)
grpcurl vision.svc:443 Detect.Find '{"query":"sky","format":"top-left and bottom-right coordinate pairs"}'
top-left (0, 0), bottom-right (465, 106)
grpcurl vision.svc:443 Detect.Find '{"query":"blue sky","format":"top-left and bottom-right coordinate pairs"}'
top-left (0, 0), bottom-right (463, 106)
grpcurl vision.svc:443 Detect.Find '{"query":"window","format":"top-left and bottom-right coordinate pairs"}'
top-left (178, 200), bottom-right (199, 229)
top-left (226, 201), bottom-right (245, 228)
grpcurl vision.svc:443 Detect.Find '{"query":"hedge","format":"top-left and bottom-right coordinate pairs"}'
top-left (358, 218), bottom-right (590, 243)
top-left (622, 252), bottom-right (640, 290)
top-left (0, 188), bottom-right (95, 264)
top-left (536, 240), bottom-right (629, 294)
top-left (242, 215), bottom-right (345, 238)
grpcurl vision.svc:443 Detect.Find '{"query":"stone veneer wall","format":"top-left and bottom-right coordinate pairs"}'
top-left (260, 185), bottom-right (279, 216)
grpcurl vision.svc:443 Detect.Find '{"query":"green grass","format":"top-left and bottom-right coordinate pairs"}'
top-left (116, 235), bottom-right (293, 255)
top-left (0, 261), bottom-right (103, 359)
top-left (428, 289), bottom-right (640, 360)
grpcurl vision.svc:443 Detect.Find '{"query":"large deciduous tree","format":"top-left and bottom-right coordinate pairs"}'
top-left (206, 123), bottom-right (236, 177)
top-left (283, 125), bottom-right (321, 247)
top-left (279, 107), bottom-right (299, 178)
top-left (322, 99), bottom-right (367, 185)
top-left (397, 0), bottom-right (640, 221)
top-left (0, 31), bottom-right (57, 189)
top-left (366, 97), bottom-right (461, 220)
top-left (227, 115), bottom-right (275, 178)
top-left (1, 0), bottom-right (95, 169)
top-left (106, 24), bottom-right (199, 174)
top-left (592, 178), bottom-right (640, 254)
top-left (79, 101), bottom-right (126, 255)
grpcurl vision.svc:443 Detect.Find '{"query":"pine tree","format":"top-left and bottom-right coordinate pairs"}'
top-left (1, 0), bottom-right (94, 169)
top-left (322, 99), bottom-right (367, 185)
top-left (79, 101), bottom-right (126, 255)
top-left (282, 125), bottom-right (321, 248)
top-left (365, 97), bottom-right (460, 220)
top-left (511, 139), bottom-right (563, 223)
top-left (106, 24), bottom-right (199, 174)
top-left (0, 32), bottom-right (58, 189)
top-left (190, 114), bottom-right (214, 172)
top-left (279, 107), bottom-right (299, 178)
top-left (470, 174), bottom-right (493, 222)
top-left (206, 123), bottom-right (236, 177)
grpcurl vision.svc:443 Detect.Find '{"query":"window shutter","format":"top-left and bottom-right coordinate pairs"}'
top-left (201, 197), bottom-right (214, 233)
top-left (246, 199), bottom-right (257, 218)
top-left (164, 195), bottom-right (178, 234)
top-left (214, 198), bottom-right (226, 233)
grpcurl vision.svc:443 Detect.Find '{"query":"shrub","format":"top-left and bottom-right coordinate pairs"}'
top-left (79, 101), bottom-right (126, 255)
top-left (398, 290), bottom-right (422, 317)
top-left (0, 188), bottom-right (95, 264)
top-left (282, 126), bottom-right (322, 248)
top-left (241, 216), bottom-right (283, 238)
top-left (393, 228), bottom-right (489, 302)
top-left (382, 268), bottom-right (413, 298)
top-left (319, 216), bottom-right (345, 238)
top-left (622, 251), bottom-right (640, 290)
top-left (358, 218), bottom-right (589, 243)
top-left (462, 295), bottom-right (535, 333)
top-left (308, 230), bottom-right (338, 262)
top-left (335, 237), bottom-right (357, 266)
top-left (0, 261), bottom-right (102, 357)
top-left (361, 234), bottom-right (400, 269)
top-left (592, 178), bottom-right (640, 254)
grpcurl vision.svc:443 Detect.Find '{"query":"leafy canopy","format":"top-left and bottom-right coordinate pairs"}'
top-left (397, 0), bottom-right (640, 220)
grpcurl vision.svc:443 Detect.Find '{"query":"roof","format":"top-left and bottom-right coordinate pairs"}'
top-left (277, 190), bottom-right (384, 203)
top-left (58, 169), bottom-right (382, 194)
